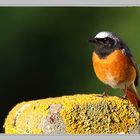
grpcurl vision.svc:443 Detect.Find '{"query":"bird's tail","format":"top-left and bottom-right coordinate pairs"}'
top-left (123, 83), bottom-right (140, 108)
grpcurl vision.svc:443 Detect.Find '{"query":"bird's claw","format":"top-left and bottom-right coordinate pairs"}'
top-left (119, 95), bottom-right (127, 100)
top-left (97, 91), bottom-right (108, 97)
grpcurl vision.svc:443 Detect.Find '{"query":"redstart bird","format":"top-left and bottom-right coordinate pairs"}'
top-left (89, 31), bottom-right (140, 107)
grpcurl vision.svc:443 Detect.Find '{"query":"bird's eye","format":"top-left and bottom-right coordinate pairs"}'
top-left (104, 38), bottom-right (107, 41)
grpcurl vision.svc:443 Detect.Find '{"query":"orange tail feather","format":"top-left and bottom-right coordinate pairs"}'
top-left (123, 85), bottom-right (140, 108)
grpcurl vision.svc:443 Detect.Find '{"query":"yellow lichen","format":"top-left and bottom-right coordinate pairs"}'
top-left (4, 94), bottom-right (140, 134)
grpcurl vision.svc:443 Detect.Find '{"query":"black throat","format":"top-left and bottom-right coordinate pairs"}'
top-left (95, 47), bottom-right (115, 59)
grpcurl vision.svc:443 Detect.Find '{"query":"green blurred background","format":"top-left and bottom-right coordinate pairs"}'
top-left (1, 7), bottom-right (140, 132)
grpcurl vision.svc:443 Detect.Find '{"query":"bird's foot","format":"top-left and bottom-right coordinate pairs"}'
top-left (97, 91), bottom-right (108, 97)
top-left (119, 94), bottom-right (127, 100)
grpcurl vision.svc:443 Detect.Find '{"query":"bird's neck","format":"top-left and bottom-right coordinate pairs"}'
top-left (95, 47), bottom-right (115, 59)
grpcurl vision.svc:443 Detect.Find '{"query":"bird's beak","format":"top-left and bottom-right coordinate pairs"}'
top-left (88, 38), bottom-right (97, 44)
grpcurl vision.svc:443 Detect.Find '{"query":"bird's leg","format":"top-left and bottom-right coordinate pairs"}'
top-left (120, 85), bottom-right (127, 99)
top-left (98, 86), bottom-right (111, 97)
top-left (120, 93), bottom-right (127, 99)
top-left (101, 91), bottom-right (108, 97)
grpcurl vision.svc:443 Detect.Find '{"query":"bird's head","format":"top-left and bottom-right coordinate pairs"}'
top-left (89, 31), bottom-right (122, 58)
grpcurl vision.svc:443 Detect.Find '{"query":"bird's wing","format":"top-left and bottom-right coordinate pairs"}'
top-left (130, 57), bottom-right (139, 86)
top-left (121, 46), bottom-right (139, 86)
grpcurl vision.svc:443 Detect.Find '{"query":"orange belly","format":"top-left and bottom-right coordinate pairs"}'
top-left (92, 50), bottom-right (136, 89)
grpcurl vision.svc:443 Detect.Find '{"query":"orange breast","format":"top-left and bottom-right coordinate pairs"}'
top-left (92, 50), bottom-right (136, 88)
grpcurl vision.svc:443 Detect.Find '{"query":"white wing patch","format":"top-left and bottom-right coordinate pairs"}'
top-left (121, 48), bottom-right (127, 55)
top-left (95, 32), bottom-right (110, 39)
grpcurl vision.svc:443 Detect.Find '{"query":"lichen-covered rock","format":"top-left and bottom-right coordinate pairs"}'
top-left (4, 94), bottom-right (140, 134)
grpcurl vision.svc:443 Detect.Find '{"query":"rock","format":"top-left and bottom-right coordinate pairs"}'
top-left (4, 94), bottom-right (140, 134)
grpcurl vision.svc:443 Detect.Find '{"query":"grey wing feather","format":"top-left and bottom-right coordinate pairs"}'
top-left (121, 46), bottom-right (139, 86)
top-left (130, 57), bottom-right (139, 86)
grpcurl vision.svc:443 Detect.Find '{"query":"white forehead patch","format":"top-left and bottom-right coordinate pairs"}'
top-left (95, 32), bottom-right (110, 39)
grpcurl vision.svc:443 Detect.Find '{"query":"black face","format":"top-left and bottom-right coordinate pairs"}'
top-left (89, 37), bottom-right (116, 58)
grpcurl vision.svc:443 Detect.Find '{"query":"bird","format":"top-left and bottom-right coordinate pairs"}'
top-left (89, 31), bottom-right (140, 107)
